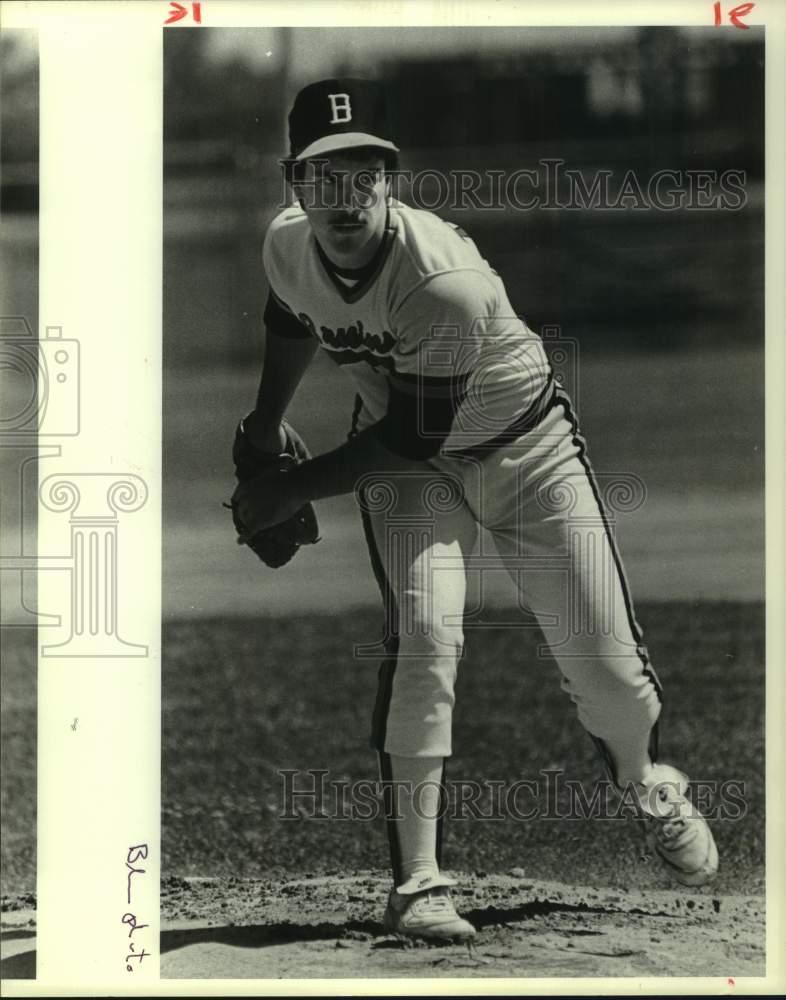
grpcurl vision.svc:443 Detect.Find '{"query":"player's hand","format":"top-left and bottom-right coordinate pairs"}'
top-left (231, 459), bottom-right (304, 539)
top-left (228, 416), bottom-right (320, 569)
top-left (242, 412), bottom-right (287, 455)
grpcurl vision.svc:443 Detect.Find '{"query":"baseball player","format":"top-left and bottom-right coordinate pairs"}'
top-left (231, 78), bottom-right (719, 942)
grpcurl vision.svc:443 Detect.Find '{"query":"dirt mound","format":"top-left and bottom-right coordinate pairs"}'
top-left (160, 871), bottom-right (764, 980)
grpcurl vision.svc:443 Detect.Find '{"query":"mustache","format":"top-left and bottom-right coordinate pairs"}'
top-left (329, 213), bottom-right (365, 225)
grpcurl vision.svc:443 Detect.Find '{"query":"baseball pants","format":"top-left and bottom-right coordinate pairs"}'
top-left (360, 390), bottom-right (662, 766)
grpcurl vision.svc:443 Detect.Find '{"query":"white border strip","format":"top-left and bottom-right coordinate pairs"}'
top-left (0, 0), bottom-right (782, 994)
top-left (35, 5), bottom-right (162, 992)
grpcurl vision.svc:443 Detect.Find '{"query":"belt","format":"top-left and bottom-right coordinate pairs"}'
top-left (442, 375), bottom-right (558, 459)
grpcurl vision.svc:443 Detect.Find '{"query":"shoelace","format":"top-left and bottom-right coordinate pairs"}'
top-left (652, 788), bottom-right (696, 847)
top-left (411, 891), bottom-right (452, 915)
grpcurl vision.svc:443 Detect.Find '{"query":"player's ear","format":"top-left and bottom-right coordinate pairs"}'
top-left (384, 151), bottom-right (399, 200)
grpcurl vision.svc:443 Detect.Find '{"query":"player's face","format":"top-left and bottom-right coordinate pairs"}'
top-left (293, 151), bottom-right (389, 268)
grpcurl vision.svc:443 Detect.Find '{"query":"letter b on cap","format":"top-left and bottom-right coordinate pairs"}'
top-left (328, 93), bottom-right (352, 124)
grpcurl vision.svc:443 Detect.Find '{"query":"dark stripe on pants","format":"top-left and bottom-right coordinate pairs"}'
top-left (555, 390), bottom-right (662, 772)
top-left (378, 750), bottom-right (404, 886)
top-left (360, 486), bottom-right (408, 885)
top-left (435, 760), bottom-right (447, 869)
top-left (359, 494), bottom-right (398, 751)
top-left (377, 751), bottom-right (448, 886)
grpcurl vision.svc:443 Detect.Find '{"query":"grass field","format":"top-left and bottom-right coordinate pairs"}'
top-left (157, 602), bottom-right (764, 895)
top-left (0, 600), bottom-right (764, 901)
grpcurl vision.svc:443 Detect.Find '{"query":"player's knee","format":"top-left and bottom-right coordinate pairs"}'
top-left (626, 692), bottom-right (661, 734)
top-left (398, 616), bottom-right (464, 657)
top-left (569, 665), bottom-right (661, 740)
top-left (397, 590), bottom-right (464, 652)
top-left (611, 680), bottom-right (662, 736)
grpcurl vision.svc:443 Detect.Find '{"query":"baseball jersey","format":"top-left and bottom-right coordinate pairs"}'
top-left (262, 198), bottom-right (552, 455)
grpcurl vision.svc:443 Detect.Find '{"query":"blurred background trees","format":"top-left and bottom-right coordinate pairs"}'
top-left (0, 26), bottom-right (765, 362)
top-left (158, 26), bottom-right (763, 363)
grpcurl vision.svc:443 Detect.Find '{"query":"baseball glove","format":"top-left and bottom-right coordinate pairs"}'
top-left (228, 416), bottom-right (320, 568)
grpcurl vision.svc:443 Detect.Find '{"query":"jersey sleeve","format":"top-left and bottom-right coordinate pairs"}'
top-left (393, 269), bottom-right (497, 379)
top-left (263, 290), bottom-right (315, 340)
top-left (261, 213), bottom-right (315, 338)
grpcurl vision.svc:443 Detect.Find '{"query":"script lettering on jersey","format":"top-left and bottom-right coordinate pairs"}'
top-left (298, 312), bottom-right (396, 360)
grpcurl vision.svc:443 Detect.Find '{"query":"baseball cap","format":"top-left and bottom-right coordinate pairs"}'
top-left (287, 78), bottom-right (399, 162)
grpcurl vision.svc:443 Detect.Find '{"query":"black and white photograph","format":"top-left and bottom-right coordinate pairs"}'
top-left (1, 26), bottom-right (39, 981)
top-left (160, 18), bottom-right (766, 981)
top-left (0, 0), bottom-right (783, 995)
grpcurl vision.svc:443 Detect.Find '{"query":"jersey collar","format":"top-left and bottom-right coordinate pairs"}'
top-left (314, 208), bottom-right (395, 304)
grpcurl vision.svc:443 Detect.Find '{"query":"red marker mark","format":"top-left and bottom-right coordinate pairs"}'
top-left (164, 1), bottom-right (186, 23)
top-left (728, 977), bottom-right (736, 986)
top-left (713, 2), bottom-right (755, 28)
top-left (165, 1), bottom-right (202, 24)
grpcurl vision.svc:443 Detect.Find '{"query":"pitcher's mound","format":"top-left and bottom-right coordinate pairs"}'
top-left (160, 871), bottom-right (764, 980)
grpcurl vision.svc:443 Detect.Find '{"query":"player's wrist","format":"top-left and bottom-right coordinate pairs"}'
top-left (284, 459), bottom-right (314, 508)
top-left (243, 411), bottom-right (286, 454)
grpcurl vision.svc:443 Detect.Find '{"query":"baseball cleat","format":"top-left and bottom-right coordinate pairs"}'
top-left (636, 764), bottom-right (719, 887)
top-left (382, 873), bottom-right (476, 942)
